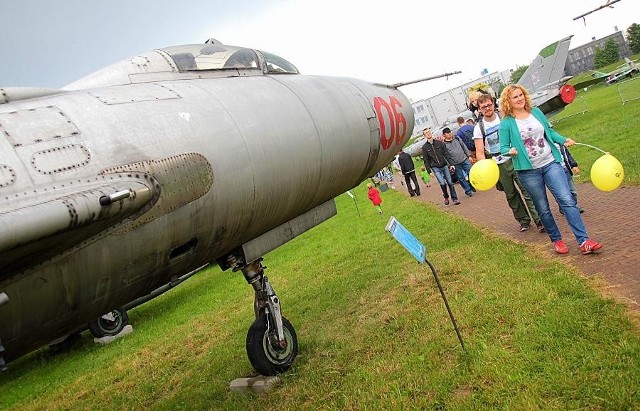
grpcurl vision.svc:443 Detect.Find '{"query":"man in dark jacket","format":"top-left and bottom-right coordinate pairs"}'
top-left (397, 149), bottom-right (420, 197)
top-left (421, 128), bottom-right (459, 205)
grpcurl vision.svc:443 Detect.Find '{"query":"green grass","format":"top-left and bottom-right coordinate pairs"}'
top-left (1, 188), bottom-right (639, 410)
top-left (551, 66), bottom-right (640, 186)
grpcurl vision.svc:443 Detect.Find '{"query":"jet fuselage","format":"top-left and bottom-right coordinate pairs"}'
top-left (0, 43), bottom-right (413, 363)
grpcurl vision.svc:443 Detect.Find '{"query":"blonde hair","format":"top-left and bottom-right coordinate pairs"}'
top-left (468, 90), bottom-right (483, 106)
top-left (367, 183), bottom-right (373, 189)
top-left (500, 84), bottom-right (533, 117)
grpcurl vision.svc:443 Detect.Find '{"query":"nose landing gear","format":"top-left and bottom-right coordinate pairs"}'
top-left (231, 258), bottom-right (298, 376)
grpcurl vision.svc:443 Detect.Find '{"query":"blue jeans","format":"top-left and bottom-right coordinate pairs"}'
top-left (564, 168), bottom-right (578, 204)
top-left (454, 159), bottom-right (474, 195)
top-left (432, 166), bottom-right (458, 200)
top-left (516, 161), bottom-right (588, 245)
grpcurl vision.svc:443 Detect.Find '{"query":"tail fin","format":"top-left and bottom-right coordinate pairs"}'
top-left (516, 36), bottom-right (573, 92)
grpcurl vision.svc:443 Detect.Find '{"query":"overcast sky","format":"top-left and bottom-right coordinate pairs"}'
top-left (0, 0), bottom-right (636, 101)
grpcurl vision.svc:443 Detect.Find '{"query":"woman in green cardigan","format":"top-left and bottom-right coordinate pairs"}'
top-left (498, 84), bottom-right (602, 255)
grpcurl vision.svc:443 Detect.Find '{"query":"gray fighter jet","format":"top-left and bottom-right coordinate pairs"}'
top-left (0, 39), bottom-right (415, 375)
top-left (516, 35), bottom-right (577, 117)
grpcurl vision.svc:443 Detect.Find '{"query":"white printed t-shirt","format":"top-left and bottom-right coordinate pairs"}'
top-left (515, 114), bottom-right (554, 169)
top-left (473, 115), bottom-right (510, 165)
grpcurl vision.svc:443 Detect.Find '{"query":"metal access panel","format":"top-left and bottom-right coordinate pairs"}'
top-left (88, 83), bottom-right (181, 105)
top-left (0, 106), bottom-right (80, 147)
top-left (241, 199), bottom-right (337, 263)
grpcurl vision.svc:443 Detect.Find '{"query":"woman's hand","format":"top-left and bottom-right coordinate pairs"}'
top-left (564, 138), bottom-right (575, 147)
top-left (508, 148), bottom-right (518, 157)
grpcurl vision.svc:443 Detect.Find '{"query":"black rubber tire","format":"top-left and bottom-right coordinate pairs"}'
top-left (246, 314), bottom-right (298, 376)
top-left (88, 308), bottom-right (129, 338)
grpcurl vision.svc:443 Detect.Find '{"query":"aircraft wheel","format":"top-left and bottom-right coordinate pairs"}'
top-left (88, 308), bottom-right (129, 338)
top-left (246, 314), bottom-right (298, 376)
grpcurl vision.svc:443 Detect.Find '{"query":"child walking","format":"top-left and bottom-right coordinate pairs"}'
top-left (420, 166), bottom-right (432, 187)
top-left (555, 143), bottom-right (584, 214)
top-left (367, 183), bottom-right (383, 214)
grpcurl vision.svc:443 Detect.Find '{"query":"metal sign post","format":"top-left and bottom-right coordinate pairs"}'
top-left (346, 190), bottom-right (360, 217)
top-left (385, 217), bottom-right (466, 352)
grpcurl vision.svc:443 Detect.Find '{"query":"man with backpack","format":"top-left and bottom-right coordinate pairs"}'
top-left (442, 127), bottom-right (475, 197)
top-left (473, 94), bottom-right (544, 233)
top-left (456, 116), bottom-right (476, 163)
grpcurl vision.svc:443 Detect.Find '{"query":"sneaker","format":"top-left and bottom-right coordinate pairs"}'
top-left (580, 239), bottom-right (602, 254)
top-left (536, 223), bottom-right (545, 233)
top-left (453, 199), bottom-right (461, 205)
top-left (466, 191), bottom-right (474, 197)
top-left (554, 240), bottom-right (569, 254)
top-left (444, 199), bottom-right (450, 205)
top-left (520, 223), bottom-right (530, 232)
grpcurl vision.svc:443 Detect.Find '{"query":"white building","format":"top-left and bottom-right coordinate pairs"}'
top-left (411, 70), bottom-right (512, 137)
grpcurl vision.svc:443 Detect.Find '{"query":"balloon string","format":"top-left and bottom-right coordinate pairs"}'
top-left (573, 142), bottom-right (607, 154)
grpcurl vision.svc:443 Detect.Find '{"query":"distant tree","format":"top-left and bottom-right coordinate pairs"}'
top-left (594, 39), bottom-right (620, 69)
top-left (510, 65), bottom-right (528, 83)
top-left (627, 23), bottom-right (640, 54)
top-left (493, 80), bottom-right (507, 97)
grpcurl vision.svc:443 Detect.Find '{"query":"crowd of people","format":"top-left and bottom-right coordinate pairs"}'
top-left (370, 84), bottom-right (602, 256)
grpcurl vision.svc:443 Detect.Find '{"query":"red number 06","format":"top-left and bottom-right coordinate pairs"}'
top-left (373, 96), bottom-right (407, 150)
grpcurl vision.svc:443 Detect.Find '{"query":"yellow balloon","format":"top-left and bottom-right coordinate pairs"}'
top-left (591, 153), bottom-right (624, 192)
top-left (469, 159), bottom-right (499, 191)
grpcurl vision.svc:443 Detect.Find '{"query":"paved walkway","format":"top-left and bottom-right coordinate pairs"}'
top-left (394, 176), bottom-right (639, 312)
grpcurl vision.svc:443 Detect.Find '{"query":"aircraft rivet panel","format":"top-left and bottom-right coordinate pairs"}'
top-left (30, 144), bottom-right (91, 175)
top-left (0, 106), bottom-right (80, 147)
top-left (0, 165), bottom-right (16, 187)
top-left (88, 84), bottom-right (181, 105)
top-left (129, 55), bottom-right (151, 69)
top-left (98, 153), bottom-right (213, 233)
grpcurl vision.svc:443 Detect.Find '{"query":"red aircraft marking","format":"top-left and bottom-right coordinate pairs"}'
top-left (373, 96), bottom-right (407, 150)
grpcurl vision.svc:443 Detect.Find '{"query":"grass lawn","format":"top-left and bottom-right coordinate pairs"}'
top-left (2, 184), bottom-right (639, 410)
top-left (553, 58), bottom-right (640, 186)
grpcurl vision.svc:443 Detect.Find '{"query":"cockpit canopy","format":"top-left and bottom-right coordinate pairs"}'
top-left (161, 44), bottom-right (299, 75)
top-left (63, 41), bottom-right (299, 91)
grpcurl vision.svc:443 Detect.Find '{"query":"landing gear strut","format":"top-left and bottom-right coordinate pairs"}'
top-left (230, 257), bottom-right (298, 376)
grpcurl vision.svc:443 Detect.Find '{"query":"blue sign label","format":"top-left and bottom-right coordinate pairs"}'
top-left (385, 216), bottom-right (426, 263)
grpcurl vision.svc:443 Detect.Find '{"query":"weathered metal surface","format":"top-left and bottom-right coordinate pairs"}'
top-left (0, 42), bottom-right (413, 363)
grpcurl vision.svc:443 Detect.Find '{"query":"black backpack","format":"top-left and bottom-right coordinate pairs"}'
top-left (459, 127), bottom-right (475, 151)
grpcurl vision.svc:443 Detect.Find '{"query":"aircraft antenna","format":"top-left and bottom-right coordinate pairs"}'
top-left (573, 0), bottom-right (621, 25)
top-left (380, 71), bottom-right (462, 89)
